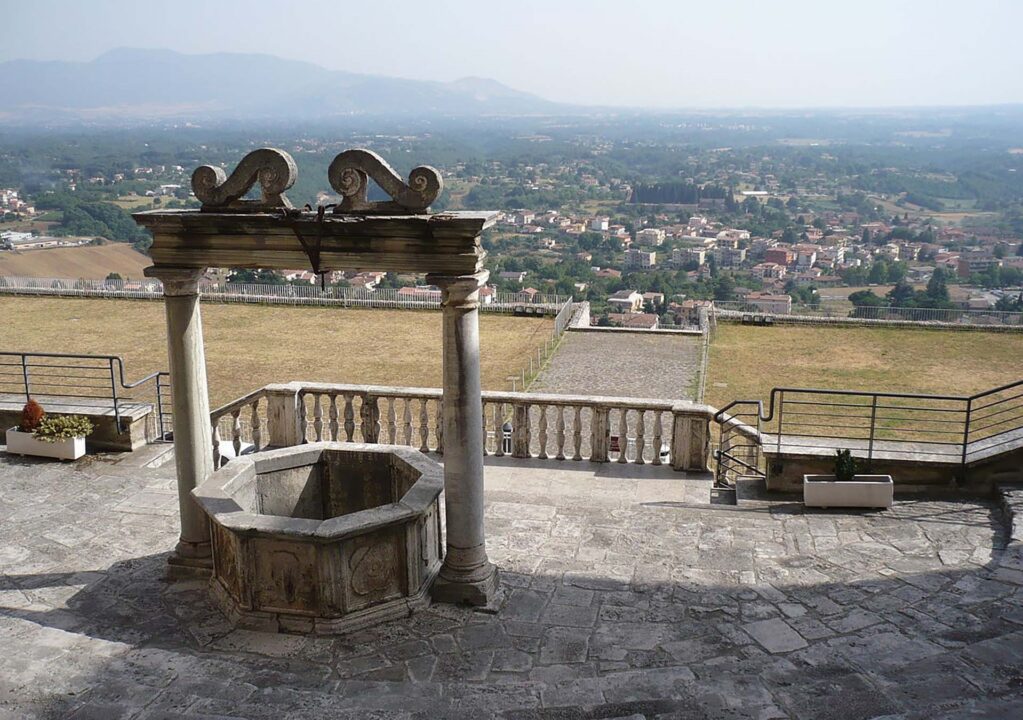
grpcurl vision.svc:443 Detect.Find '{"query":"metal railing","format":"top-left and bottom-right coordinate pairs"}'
top-left (0, 351), bottom-right (170, 437)
top-left (713, 399), bottom-right (765, 488)
top-left (713, 300), bottom-right (1023, 328)
top-left (712, 379), bottom-right (1023, 480)
top-left (0, 275), bottom-right (569, 314)
top-left (510, 298), bottom-right (575, 391)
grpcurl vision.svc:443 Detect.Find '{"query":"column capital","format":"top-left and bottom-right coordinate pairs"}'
top-left (426, 270), bottom-right (490, 310)
top-left (145, 266), bottom-right (206, 297)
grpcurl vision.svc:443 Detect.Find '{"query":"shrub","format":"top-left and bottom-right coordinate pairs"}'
top-left (18, 399), bottom-right (45, 432)
top-left (834, 449), bottom-right (858, 482)
top-left (33, 415), bottom-right (94, 442)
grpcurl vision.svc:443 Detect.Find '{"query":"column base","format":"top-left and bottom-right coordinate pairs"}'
top-left (166, 540), bottom-right (213, 580)
top-left (431, 561), bottom-right (499, 607)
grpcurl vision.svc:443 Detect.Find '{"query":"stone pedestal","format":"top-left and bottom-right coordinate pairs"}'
top-left (427, 271), bottom-right (499, 605)
top-left (145, 266), bottom-right (215, 576)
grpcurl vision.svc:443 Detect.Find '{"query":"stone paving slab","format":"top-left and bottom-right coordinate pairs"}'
top-left (0, 447), bottom-right (1022, 719)
top-left (531, 332), bottom-right (702, 400)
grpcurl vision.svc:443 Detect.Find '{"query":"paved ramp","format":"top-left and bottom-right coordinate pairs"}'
top-left (531, 330), bottom-right (702, 400)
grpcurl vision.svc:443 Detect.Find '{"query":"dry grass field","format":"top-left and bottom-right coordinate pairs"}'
top-left (0, 297), bottom-right (554, 406)
top-left (0, 244), bottom-right (151, 279)
top-left (705, 323), bottom-right (1023, 408)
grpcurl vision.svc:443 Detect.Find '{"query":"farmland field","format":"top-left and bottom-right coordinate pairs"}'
top-left (705, 323), bottom-right (1023, 408)
top-left (0, 244), bottom-right (151, 279)
top-left (0, 297), bottom-right (554, 406)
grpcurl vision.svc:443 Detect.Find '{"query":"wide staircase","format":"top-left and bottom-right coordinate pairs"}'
top-left (713, 379), bottom-right (1023, 498)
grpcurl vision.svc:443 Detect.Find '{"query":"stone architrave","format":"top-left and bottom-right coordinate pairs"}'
top-left (426, 270), bottom-right (499, 605)
top-left (144, 265), bottom-right (215, 575)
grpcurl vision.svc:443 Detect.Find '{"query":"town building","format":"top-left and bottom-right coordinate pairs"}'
top-left (607, 289), bottom-right (644, 313)
top-left (624, 248), bottom-right (656, 269)
top-left (636, 228), bottom-right (666, 246)
top-left (743, 292), bottom-right (793, 314)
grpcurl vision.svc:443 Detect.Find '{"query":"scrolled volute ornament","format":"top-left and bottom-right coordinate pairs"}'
top-left (328, 148), bottom-right (442, 214)
top-left (191, 148), bottom-right (298, 211)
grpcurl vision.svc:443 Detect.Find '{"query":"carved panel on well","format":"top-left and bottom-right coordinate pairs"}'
top-left (328, 148), bottom-right (442, 214)
top-left (251, 538), bottom-right (319, 614)
top-left (211, 521), bottom-right (243, 605)
top-left (344, 528), bottom-right (404, 612)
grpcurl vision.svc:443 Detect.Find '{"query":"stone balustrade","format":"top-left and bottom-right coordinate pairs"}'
top-left (210, 382), bottom-right (713, 472)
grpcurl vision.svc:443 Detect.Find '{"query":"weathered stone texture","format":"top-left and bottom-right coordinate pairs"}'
top-left (0, 447), bottom-right (1021, 718)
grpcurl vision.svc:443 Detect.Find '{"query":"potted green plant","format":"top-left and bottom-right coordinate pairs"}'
top-left (803, 449), bottom-right (893, 509)
top-left (6, 399), bottom-right (94, 460)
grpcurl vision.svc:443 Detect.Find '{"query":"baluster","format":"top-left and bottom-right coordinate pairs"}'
top-left (387, 398), bottom-right (397, 443)
top-left (360, 395), bottom-right (380, 443)
top-left (403, 398), bottom-right (414, 445)
top-left (298, 391), bottom-right (307, 442)
top-left (617, 409), bottom-right (629, 463)
top-left (537, 405), bottom-right (549, 459)
top-left (512, 403), bottom-right (531, 458)
top-left (635, 410), bottom-right (646, 465)
top-left (343, 393), bottom-right (355, 441)
top-left (573, 406), bottom-right (583, 461)
top-left (493, 402), bottom-right (505, 457)
top-left (212, 423), bottom-right (222, 467)
top-left (652, 410), bottom-right (663, 466)
top-left (481, 401), bottom-right (489, 456)
top-left (313, 394), bottom-right (323, 442)
top-left (435, 399), bottom-right (444, 454)
top-left (329, 393), bottom-right (339, 441)
top-left (555, 406), bottom-right (566, 460)
top-left (419, 399), bottom-right (430, 452)
top-left (231, 409), bottom-right (242, 457)
top-left (250, 399), bottom-right (261, 451)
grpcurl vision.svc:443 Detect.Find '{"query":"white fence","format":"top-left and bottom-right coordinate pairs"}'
top-left (713, 300), bottom-right (1023, 328)
top-left (0, 275), bottom-right (569, 314)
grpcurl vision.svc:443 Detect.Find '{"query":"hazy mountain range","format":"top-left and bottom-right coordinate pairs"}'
top-left (0, 48), bottom-right (564, 124)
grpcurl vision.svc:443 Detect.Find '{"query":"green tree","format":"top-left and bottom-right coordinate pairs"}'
top-left (886, 279), bottom-right (916, 307)
top-left (926, 267), bottom-right (950, 304)
top-left (868, 260), bottom-right (889, 285)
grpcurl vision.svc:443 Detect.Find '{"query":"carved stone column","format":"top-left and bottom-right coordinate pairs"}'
top-left (426, 270), bottom-right (498, 606)
top-left (145, 265), bottom-right (215, 576)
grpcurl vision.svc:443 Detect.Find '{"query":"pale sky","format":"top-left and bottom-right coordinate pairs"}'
top-left (1, 0), bottom-right (1021, 109)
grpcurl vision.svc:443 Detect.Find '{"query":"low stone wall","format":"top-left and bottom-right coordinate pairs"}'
top-left (763, 447), bottom-right (1023, 496)
top-left (0, 402), bottom-right (154, 452)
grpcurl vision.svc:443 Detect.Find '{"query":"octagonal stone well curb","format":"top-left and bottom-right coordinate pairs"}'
top-left (192, 442), bottom-right (443, 634)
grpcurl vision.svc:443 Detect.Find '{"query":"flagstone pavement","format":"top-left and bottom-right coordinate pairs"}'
top-left (1, 445), bottom-right (1022, 719)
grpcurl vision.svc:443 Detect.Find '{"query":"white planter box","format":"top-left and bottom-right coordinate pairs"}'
top-left (803, 474), bottom-right (893, 509)
top-left (5, 427), bottom-right (86, 461)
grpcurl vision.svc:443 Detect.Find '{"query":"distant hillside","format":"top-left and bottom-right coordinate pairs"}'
top-left (0, 48), bottom-right (563, 124)
top-left (0, 244), bottom-right (151, 279)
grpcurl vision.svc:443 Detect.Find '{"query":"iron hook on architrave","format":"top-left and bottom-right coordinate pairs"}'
top-left (285, 204), bottom-right (336, 291)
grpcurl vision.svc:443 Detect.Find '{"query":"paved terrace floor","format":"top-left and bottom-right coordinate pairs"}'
top-left (1, 446), bottom-right (1022, 719)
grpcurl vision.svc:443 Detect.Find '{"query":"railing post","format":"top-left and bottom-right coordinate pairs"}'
top-left (591, 406), bottom-right (610, 462)
top-left (671, 404), bottom-right (710, 472)
top-left (961, 397), bottom-right (972, 471)
top-left (867, 395), bottom-right (878, 466)
top-left (265, 384), bottom-right (302, 447)
top-left (19, 353), bottom-right (31, 401)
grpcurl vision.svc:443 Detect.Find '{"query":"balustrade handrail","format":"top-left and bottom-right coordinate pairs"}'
top-left (273, 381), bottom-right (712, 415)
top-left (208, 380), bottom-right (716, 472)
